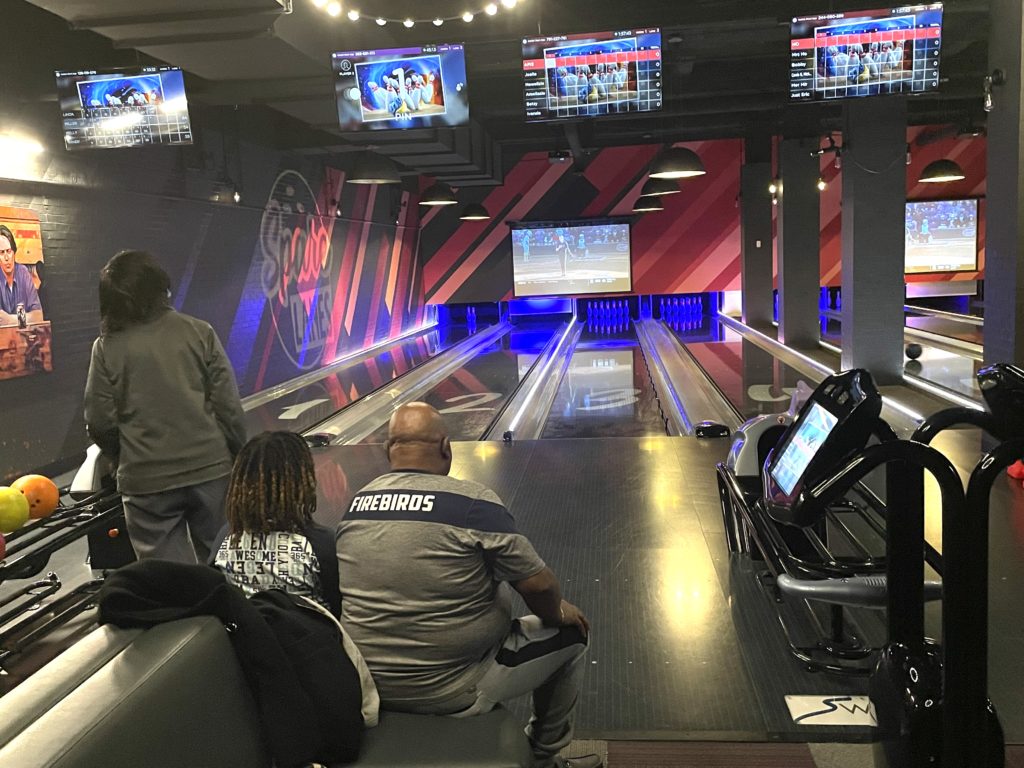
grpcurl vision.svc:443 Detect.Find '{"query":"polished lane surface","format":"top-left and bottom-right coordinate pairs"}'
top-left (671, 318), bottom-right (811, 420)
top-left (357, 323), bottom-right (558, 442)
top-left (243, 325), bottom-right (472, 435)
top-left (541, 325), bottom-right (667, 439)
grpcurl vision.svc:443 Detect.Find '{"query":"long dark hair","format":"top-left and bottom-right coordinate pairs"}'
top-left (225, 432), bottom-right (318, 542)
top-left (98, 250), bottom-right (171, 334)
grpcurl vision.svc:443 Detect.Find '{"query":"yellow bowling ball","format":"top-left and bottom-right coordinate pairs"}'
top-left (0, 486), bottom-right (30, 533)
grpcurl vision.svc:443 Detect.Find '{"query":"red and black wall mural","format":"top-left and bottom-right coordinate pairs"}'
top-left (817, 128), bottom-right (986, 286)
top-left (418, 141), bottom-right (745, 304)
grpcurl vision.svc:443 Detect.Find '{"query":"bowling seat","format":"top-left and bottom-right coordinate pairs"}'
top-left (0, 616), bottom-right (533, 768)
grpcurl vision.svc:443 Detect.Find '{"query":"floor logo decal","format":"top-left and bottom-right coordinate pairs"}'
top-left (785, 695), bottom-right (877, 726)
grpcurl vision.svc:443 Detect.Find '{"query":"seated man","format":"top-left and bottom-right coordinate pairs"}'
top-left (336, 402), bottom-right (600, 768)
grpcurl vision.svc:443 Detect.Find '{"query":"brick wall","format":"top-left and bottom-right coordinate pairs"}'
top-left (0, 3), bottom-right (426, 482)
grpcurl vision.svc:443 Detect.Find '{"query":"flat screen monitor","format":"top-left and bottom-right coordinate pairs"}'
top-left (55, 66), bottom-right (192, 150)
top-left (332, 44), bottom-right (469, 131)
top-left (511, 220), bottom-right (632, 298)
top-left (521, 28), bottom-right (662, 122)
top-left (789, 4), bottom-right (943, 101)
top-left (769, 402), bottom-right (839, 495)
top-left (905, 198), bottom-right (978, 274)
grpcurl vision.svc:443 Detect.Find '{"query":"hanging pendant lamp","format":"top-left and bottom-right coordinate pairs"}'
top-left (649, 146), bottom-right (706, 180)
top-left (640, 177), bottom-right (681, 197)
top-left (459, 202), bottom-right (491, 220)
top-left (420, 182), bottom-right (459, 205)
top-left (349, 152), bottom-right (402, 184)
top-left (918, 158), bottom-right (966, 184)
top-left (632, 195), bottom-right (664, 213)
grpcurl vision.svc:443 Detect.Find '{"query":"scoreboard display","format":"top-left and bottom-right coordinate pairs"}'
top-left (522, 28), bottom-right (662, 122)
top-left (790, 4), bottom-right (943, 101)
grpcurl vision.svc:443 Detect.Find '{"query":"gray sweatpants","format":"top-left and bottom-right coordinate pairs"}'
top-left (407, 615), bottom-right (589, 763)
top-left (120, 476), bottom-right (229, 564)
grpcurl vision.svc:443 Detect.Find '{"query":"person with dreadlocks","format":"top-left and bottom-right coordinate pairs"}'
top-left (212, 431), bottom-right (340, 617)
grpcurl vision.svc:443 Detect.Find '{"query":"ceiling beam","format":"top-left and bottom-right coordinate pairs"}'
top-left (69, 3), bottom-right (289, 30)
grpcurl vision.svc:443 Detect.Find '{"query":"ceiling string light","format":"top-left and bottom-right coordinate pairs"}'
top-left (308, 0), bottom-right (523, 26)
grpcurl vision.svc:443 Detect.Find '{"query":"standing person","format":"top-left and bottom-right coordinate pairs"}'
top-left (0, 225), bottom-right (43, 327)
top-left (212, 431), bottom-right (340, 617)
top-left (336, 402), bottom-right (601, 768)
top-left (84, 250), bottom-right (247, 563)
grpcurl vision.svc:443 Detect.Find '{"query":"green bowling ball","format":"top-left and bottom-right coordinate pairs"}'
top-left (0, 486), bottom-right (30, 534)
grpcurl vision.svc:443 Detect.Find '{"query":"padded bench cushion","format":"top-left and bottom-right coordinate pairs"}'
top-left (353, 709), bottom-right (534, 768)
top-left (0, 616), bottom-right (271, 768)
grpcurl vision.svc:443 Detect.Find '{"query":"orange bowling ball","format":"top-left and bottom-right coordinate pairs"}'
top-left (12, 474), bottom-right (60, 519)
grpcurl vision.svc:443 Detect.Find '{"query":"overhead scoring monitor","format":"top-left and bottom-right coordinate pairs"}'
top-left (789, 4), bottom-right (943, 101)
top-left (332, 44), bottom-right (469, 131)
top-left (55, 66), bottom-right (192, 150)
top-left (522, 28), bottom-right (662, 122)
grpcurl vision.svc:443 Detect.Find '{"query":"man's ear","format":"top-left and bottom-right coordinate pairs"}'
top-left (440, 436), bottom-right (452, 460)
top-left (384, 439), bottom-right (393, 459)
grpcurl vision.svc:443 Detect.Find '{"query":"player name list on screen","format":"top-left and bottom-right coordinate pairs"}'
top-left (521, 28), bottom-right (662, 122)
top-left (789, 4), bottom-right (943, 101)
top-left (55, 66), bottom-right (192, 150)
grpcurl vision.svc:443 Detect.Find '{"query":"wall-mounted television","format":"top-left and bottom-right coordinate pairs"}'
top-left (332, 44), bottom-right (469, 131)
top-left (905, 198), bottom-right (978, 274)
top-left (55, 66), bottom-right (192, 150)
top-left (789, 4), bottom-right (943, 101)
top-left (521, 28), bottom-right (662, 122)
top-left (511, 219), bottom-right (632, 298)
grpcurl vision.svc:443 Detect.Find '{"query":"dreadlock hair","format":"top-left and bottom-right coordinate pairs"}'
top-left (225, 431), bottom-right (318, 543)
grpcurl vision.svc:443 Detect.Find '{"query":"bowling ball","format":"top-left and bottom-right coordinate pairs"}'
top-left (12, 474), bottom-right (59, 519)
top-left (0, 487), bottom-right (30, 533)
top-left (905, 343), bottom-right (923, 360)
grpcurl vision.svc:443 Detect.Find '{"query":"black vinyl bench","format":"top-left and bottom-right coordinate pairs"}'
top-left (0, 616), bottom-right (533, 768)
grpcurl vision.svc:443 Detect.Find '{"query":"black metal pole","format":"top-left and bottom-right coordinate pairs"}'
top-left (884, 460), bottom-right (925, 653)
top-left (943, 438), bottom-right (1024, 768)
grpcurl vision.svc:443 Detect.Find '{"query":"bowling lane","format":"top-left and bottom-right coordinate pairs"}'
top-left (243, 325), bottom-right (471, 435)
top-left (904, 312), bottom-right (983, 346)
top-left (358, 323), bottom-right (561, 442)
top-left (668, 316), bottom-right (812, 420)
top-left (541, 324), bottom-right (667, 438)
top-left (820, 315), bottom-right (983, 402)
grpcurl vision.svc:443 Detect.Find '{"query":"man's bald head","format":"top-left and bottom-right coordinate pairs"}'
top-left (385, 402), bottom-right (452, 475)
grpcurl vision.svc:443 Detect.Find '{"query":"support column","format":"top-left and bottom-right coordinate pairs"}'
top-left (840, 98), bottom-right (907, 382)
top-left (740, 136), bottom-right (774, 328)
top-left (984, 0), bottom-right (1024, 366)
top-left (777, 137), bottom-right (821, 349)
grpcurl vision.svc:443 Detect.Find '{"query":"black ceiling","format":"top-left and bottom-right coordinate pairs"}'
top-left (17, 0), bottom-right (992, 183)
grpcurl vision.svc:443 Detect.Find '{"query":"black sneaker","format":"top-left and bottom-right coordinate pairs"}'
top-left (537, 755), bottom-right (603, 768)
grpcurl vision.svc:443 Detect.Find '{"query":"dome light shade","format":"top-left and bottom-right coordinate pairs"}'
top-left (459, 202), bottom-right (490, 221)
top-left (632, 195), bottom-right (664, 213)
top-left (918, 158), bottom-right (966, 183)
top-left (649, 146), bottom-right (706, 179)
top-left (349, 152), bottom-right (401, 184)
top-left (420, 182), bottom-right (458, 206)
top-left (640, 177), bottom-right (680, 197)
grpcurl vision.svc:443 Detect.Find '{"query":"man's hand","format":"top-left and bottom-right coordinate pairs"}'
top-left (559, 600), bottom-right (590, 637)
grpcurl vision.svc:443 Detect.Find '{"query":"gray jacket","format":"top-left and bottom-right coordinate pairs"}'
top-left (84, 309), bottom-right (247, 495)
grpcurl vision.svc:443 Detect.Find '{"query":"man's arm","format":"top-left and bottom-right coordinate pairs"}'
top-left (512, 567), bottom-right (590, 636)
